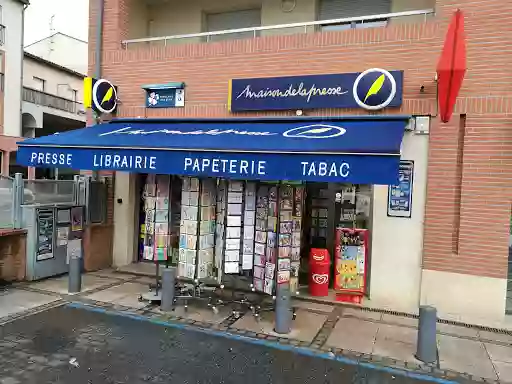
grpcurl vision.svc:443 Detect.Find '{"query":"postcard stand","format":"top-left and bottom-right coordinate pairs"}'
top-left (170, 177), bottom-right (224, 312)
top-left (249, 183), bottom-right (298, 321)
top-left (139, 175), bottom-right (176, 303)
top-left (217, 181), bottom-right (260, 317)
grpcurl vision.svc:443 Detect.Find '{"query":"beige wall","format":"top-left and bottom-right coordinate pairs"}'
top-left (129, 0), bottom-right (433, 40)
top-left (369, 129), bottom-right (429, 313)
top-left (112, 172), bottom-right (138, 267)
top-left (420, 270), bottom-right (507, 326)
top-left (23, 56), bottom-right (84, 102)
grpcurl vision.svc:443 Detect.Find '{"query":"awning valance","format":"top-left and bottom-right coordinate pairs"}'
top-left (16, 116), bottom-right (410, 184)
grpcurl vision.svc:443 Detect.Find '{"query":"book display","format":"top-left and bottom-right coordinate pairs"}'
top-left (264, 185), bottom-right (278, 295)
top-left (214, 179), bottom-right (227, 283)
top-left (242, 182), bottom-right (256, 271)
top-left (178, 177), bottom-right (200, 279)
top-left (277, 186), bottom-right (293, 291)
top-left (223, 181), bottom-right (244, 274)
top-left (253, 184), bottom-right (304, 296)
top-left (198, 178), bottom-right (216, 280)
top-left (142, 174), bottom-right (157, 261)
top-left (154, 175), bottom-right (171, 261)
top-left (290, 186), bottom-right (304, 293)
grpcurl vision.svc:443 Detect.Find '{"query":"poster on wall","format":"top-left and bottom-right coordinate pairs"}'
top-left (36, 209), bottom-right (54, 261)
top-left (71, 207), bottom-right (84, 232)
top-left (387, 160), bottom-right (414, 218)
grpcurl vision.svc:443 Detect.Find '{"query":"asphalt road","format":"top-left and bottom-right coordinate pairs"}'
top-left (0, 305), bottom-right (457, 384)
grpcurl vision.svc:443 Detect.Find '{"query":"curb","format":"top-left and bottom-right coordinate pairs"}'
top-left (66, 301), bottom-right (475, 384)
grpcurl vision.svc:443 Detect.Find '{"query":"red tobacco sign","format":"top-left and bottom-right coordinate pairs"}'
top-left (437, 9), bottom-right (467, 123)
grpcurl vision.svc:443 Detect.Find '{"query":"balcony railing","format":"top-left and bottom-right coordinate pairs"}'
top-left (0, 24), bottom-right (5, 46)
top-left (22, 87), bottom-right (86, 116)
top-left (122, 9), bottom-right (435, 48)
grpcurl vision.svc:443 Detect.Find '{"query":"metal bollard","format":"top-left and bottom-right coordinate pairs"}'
top-left (68, 256), bottom-right (82, 293)
top-left (416, 305), bottom-right (438, 364)
top-left (161, 267), bottom-right (176, 312)
top-left (274, 284), bottom-right (292, 334)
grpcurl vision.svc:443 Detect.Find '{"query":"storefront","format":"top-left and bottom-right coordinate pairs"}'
top-left (15, 114), bottom-right (429, 308)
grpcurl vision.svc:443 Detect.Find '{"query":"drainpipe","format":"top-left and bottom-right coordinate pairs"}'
top-left (20, 4), bottom-right (28, 134)
top-left (92, 0), bottom-right (104, 181)
top-left (94, 0), bottom-right (104, 80)
top-left (20, 4), bottom-right (30, 178)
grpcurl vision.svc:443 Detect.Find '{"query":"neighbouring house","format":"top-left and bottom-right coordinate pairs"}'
top-left (0, 0), bottom-right (29, 175)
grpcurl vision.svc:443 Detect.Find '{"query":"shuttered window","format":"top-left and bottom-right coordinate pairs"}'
top-left (206, 9), bottom-right (261, 42)
top-left (318, 0), bottom-right (391, 30)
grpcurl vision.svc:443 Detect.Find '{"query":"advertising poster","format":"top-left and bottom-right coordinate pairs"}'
top-left (71, 207), bottom-right (84, 232)
top-left (387, 160), bottom-right (414, 218)
top-left (37, 209), bottom-right (54, 261)
top-left (334, 228), bottom-right (368, 297)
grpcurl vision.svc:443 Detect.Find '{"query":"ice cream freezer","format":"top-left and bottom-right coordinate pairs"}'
top-left (22, 204), bottom-right (85, 281)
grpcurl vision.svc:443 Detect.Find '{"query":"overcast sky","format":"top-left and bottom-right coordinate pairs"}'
top-left (24, 0), bottom-right (89, 46)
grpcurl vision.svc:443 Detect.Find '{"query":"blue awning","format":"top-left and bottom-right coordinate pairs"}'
top-left (16, 116), bottom-right (409, 184)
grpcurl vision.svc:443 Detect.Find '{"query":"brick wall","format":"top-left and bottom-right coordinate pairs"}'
top-left (0, 230), bottom-right (26, 282)
top-left (89, 0), bottom-right (512, 279)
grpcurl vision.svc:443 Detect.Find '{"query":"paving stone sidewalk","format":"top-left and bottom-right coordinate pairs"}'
top-left (5, 269), bottom-right (512, 383)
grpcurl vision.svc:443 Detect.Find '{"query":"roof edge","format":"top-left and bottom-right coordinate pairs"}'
top-left (24, 51), bottom-right (86, 78)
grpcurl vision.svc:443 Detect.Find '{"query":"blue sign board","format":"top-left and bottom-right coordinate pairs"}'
top-left (387, 160), bottom-right (414, 218)
top-left (229, 69), bottom-right (403, 112)
top-left (17, 147), bottom-right (401, 185)
top-left (143, 83), bottom-right (185, 108)
top-left (16, 116), bottom-right (409, 185)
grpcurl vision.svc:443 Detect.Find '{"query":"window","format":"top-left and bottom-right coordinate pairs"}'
top-left (0, 6), bottom-right (5, 46)
top-left (206, 9), bottom-right (261, 42)
top-left (71, 89), bottom-right (78, 102)
top-left (33, 77), bottom-right (46, 92)
top-left (318, 0), bottom-right (391, 30)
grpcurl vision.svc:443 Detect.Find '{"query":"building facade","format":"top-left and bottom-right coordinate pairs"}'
top-left (88, 0), bottom-right (512, 326)
top-left (24, 32), bottom-right (88, 76)
top-left (18, 51), bottom-right (86, 178)
top-left (0, 0), bottom-right (28, 174)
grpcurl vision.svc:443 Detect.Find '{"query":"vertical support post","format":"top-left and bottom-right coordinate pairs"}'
top-left (416, 305), bottom-right (438, 364)
top-left (68, 255), bottom-right (82, 293)
top-left (84, 175), bottom-right (91, 225)
top-left (274, 283), bottom-right (292, 334)
top-left (161, 267), bottom-right (176, 312)
top-left (27, 167), bottom-right (35, 180)
top-left (2, 151), bottom-right (10, 176)
top-left (13, 173), bottom-right (24, 229)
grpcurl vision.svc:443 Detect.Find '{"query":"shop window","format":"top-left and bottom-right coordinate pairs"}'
top-left (88, 180), bottom-right (107, 224)
top-left (136, 175), bottom-right (374, 300)
top-left (205, 9), bottom-right (261, 42)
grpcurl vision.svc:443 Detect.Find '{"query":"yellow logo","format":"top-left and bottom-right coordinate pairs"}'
top-left (90, 78), bottom-right (117, 114)
top-left (101, 87), bottom-right (114, 105)
top-left (363, 74), bottom-right (385, 103)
